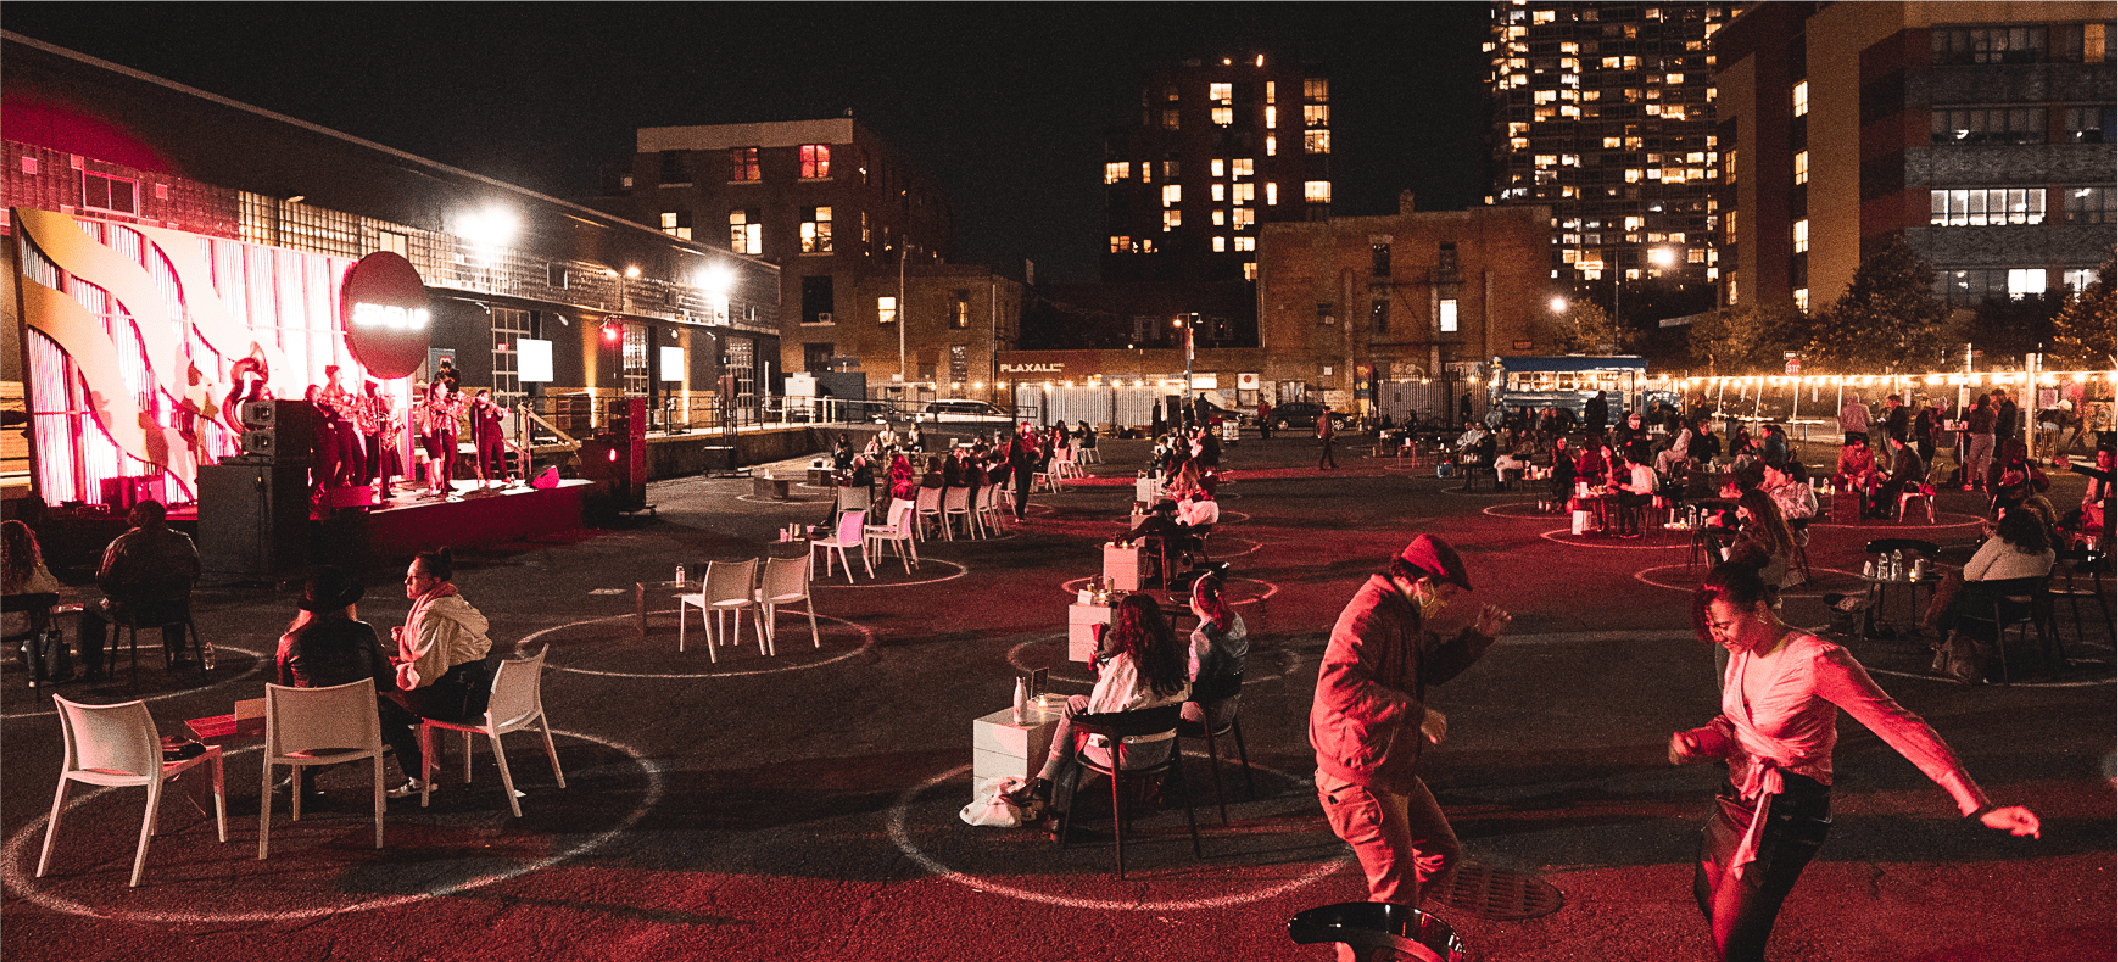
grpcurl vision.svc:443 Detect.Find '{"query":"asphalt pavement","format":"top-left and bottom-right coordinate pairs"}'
top-left (3, 433), bottom-right (2111, 962)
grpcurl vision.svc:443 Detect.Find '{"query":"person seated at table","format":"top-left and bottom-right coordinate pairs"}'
top-left (1763, 461), bottom-right (1818, 529)
top-left (887, 453), bottom-right (917, 504)
top-left (380, 549), bottom-right (493, 797)
top-left (1836, 438), bottom-right (1883, 518)
top-left (846, 454), bottom-right (876, 491)
top-left (1760, 424), bottom-right (1791, 469)
top-left (1168, 460), bottom-right (1209, 502)
top-left (1574, 441), bottom-right (1610, 489)
top-left (1613, 449), bottom-right (1660, 537)
top-left (918, 455), bottom-right (947, 489)
top-left (2, 519), bottom-right (61, 647)
top-left (1122, 499), bottom-right (1205, 580)
top-left (831, 434), bottom-right (854, 471)
top-left (1720, 489), bottom-right (1797, 594)
top-left (1616, 412), bottom-right (1654, 466)
top-left (1077, 421), bottom-right (1097, 455)
top-left (1922, 508), bottom-right (2056, 684)
top-left (1991, 465), bottom-right (2057, 541)
top-left (876, 424), bottom-right (900, 452)
top-left (905, 422), bottom-right (925, 453)
top-left (275, 565), bottom-right (393, 798)
top-left (1547, 435), bottom-right (1578, 508)
top-left (1176, 492), bottom-right (1220, 528)
top-left (1727, 426), bottom-right (1755, 462)
top-left (1691, 420), bottom-right (1722, 462)
top-left (1182, 569), bottom-right (1246, 732)
top-left (1456, 420), bottom-right (1487, 454)
top-left (1876, 434), bottom-right (1927, 518)
top-left (1003, 593), bottom-right (1192, 825)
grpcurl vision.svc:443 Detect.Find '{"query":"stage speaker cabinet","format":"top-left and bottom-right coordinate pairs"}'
top-left (235, 400), bottom-right (317, 464)
top-left (197, 461), bottom-right (310, 581)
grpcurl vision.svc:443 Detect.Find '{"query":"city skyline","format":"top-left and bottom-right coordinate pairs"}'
top-left (1, 4), bottom-right (1490, 286)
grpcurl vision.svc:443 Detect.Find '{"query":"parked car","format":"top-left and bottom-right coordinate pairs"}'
top-left (915, 399), bottom-right (1008, 423)
top-left (1266, 401), bottom-right (1350, 432)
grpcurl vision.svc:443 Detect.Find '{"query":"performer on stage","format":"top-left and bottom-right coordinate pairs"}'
top-left (363, 379), bottom-right (403, 502)
top-left (422, 380), bottom-right (464, 499)
top-left (469, 390), bottom-right (512, 486)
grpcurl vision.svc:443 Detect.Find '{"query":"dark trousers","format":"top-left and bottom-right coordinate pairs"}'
top-left (77, 598), bottom-right (188, 673)
top-left (377, 660), bottom-right (488, 776)
top-left (1012, 466), bottom-right (1033, 515)
top-left (1317, 436), bottom-right (1337, 469)
top-left (1694, 774), bottom-right (1832, 962)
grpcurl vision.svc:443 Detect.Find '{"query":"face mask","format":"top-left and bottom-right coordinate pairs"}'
top-left (1410, 581), bottom-right (1449, 620)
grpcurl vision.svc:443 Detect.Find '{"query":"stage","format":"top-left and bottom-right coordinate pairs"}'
top-left (352, 478), bottom-right (593, 560)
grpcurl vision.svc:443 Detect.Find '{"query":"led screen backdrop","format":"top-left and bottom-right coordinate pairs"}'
top-left (13, 208), bottom-right (411, 507)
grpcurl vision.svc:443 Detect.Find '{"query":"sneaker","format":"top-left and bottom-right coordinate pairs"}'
top-left (385, 778), bottom-right (428, 799)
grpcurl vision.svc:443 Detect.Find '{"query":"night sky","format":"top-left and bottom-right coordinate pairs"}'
top-left (2, 4), bottom-right (1491, 285)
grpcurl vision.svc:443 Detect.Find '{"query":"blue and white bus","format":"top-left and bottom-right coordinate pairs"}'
top-left (1490, 356), bottom-right (1677, 422)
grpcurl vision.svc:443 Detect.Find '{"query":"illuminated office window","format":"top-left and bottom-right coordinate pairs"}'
top-left (1265, 106), bottom-right (1277, 129)
top-left (1213, 106), bottom-right (1234, 126)
top-left (1243, 263), bottom-right (1258, 281)
top-left (1439, 299), bottom-right (1459, 333)
top-left (1794, 288), bottom-right (1809, 311)
top-left (1794, 150), bottom-right (1808, 185)
top-left (1793, 219), bottom-right (1809, 253)
top-left (1231, 158), bottom-right (1253, 178)
top-left (1232, 183), bottom-right (1255, 203)
top-left (1211, 159), bottom-right (1226, 177)
top-left (1265, 135), bottom-right (1278, 156)
top-left (800, 207), bottom-right (832, 253)
top-left (659, 211), bottom-right (691, 241)
top-left (1212, 183), bottom-right (1226, 202)
top-left (729, 210), bottom-right (761, 254)
top-left (1164, 211), bottom-right (1181, 230)
top-left (1233, 208), bottom-right (1254, 228)
top-left (1104, 162), bottom-right (1130, 184)
top-left (1109, 235), bottom-right (1131, 253)
top-left (1792, 81), bottom-right (1808, 117)
top-left (1212, 209), bottom-right (1226, 226)
top-left (729, 147), bottom-right (761, 181)
top-left (1266, 182), bottom-right (1279, 205)
top-left (800, 145), bottom-right (831, 179)
top-left (1162, 184), bottom-right (1182, 207)
top-left (1265, 81), bottom-right (1275, 103)
top-left (1305, 129), bottom-right (1330, 154)
top-left (878, 296), bottom-right (897, 325)
top-left (1210, 82), bottom-right (1233, 103)
top-left (1305, 104), bottom-right (1330, 126)
top-left (1213, 236), bottom-right (1227, 252)
top-left (1305, 78), bottom-right (1328, 101)
top-left (1305, 180), bottom-right (1331, 203)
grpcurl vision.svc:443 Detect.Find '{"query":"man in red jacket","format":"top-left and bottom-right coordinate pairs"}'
top-left (1310, 535), bottom-right (1511, 935)
top-left (1317, 405), bottom-right (1339, 470)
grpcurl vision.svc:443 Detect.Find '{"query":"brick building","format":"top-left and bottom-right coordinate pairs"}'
top-left (1713, 1), bottom-right (2115, 315)
top-left (1255, 193), bottom-right (1551, 418)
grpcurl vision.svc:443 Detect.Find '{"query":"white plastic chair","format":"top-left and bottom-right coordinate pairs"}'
top-left (39, 696), bottom-right (227, 887)
top-left (913, 486), bottom-right (945, 541)
top-left (259, 680), bottom-right (385, 860)
top-left (810, 509), bottom-right (872, 583)
top-left (417, 650), bottom-right (565, 818)
top-left (835, 484), bottom-right (872, 516)
top-left (1078, 442), bottom-right (1101, 465)
top-left (754, 555), bottom-right (822, 652)
top-left (976, 483), bottom-right (1007, 534)
top-left (681, 558), bottom-right (764, 660)
top-left (1054, 447), bottom-right (1085, 481)
top-left (943, 486), bottom-right (976, 540)
top-left (864, 500), bottom-right (921, 574)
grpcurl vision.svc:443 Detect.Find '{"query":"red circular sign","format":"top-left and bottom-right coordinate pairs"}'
top-left (340, 251), bottom-right (432, 379)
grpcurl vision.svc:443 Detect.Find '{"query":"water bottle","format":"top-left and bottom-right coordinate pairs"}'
top-left (1863, 560), bottom-right (1876, 579)
top-left (200, 639), bottom-right (217, 672)
top-left (674, 564), bottom-right (687, 586)
top-left (1012, 676), bottom-right (1028, 723)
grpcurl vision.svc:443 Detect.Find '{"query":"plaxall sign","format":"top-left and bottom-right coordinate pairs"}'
top-left (994, 351), bottom-right (1099, 380)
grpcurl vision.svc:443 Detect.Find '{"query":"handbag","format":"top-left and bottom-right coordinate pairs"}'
top-left (960, 775), bottom-right (1037, 828)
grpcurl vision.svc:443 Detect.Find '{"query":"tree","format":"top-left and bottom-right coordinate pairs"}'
top-left (1803, 237), bottom-right (1956, 372)
top-left (1688, 303), bottom-right (1807, 375)
top-left (1538, 300), bottom-right (1628, 355)
top-left (2048, 258), bottom-right (2116, 368)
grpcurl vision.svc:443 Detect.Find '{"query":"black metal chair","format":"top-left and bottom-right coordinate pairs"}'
top-left (1054, 704), bottom-right (1201, 878)
top-left (1176, 681), bottom-right (1255, 827)
top-left (1955, 575), bottom-right (2057, 684)
top-left (2044, 548), bottom-right (2112, 656)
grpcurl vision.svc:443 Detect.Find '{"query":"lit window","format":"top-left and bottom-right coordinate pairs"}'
top-left (729, 210), bottom-right (761, 254)
top-left (1793, 288), bottom-right (1809, 311)
top-left (1793, 219), bottom-right (1809, 253)
top-left (1233, 183), bottom-right (1255, 203)
top-left (1625, 217), bottom-right (1645, 231)
top-left (2008, 268), bottom-right (2049, 296)
top-left (1163, 109), bottom-right (1180, 130)
top-left (1266, 183), bottom-right (1279, 205)
top-left (1212, 183), bottom-right (1226, 202)
top-left (800, 145), bottom-right (831, 179)
top-left (1305, 104), bottom-right (1330, 126)
top-left (1305, 129), bottom-right (1331, 153)
top-left (1235, 236), bottom-right (1255, 251)
top-left (1212, 106), bottom-right (1234, 126)
top-left (1688, 248), bottom-right (1705, 263)
top-left (878, 296), bottom-right (898, 325)
top-left (1109, 235), bottom-right (1131, 253)
top-left (1212, 209), bottom-right (1226, 226)
top-left (1163, 161), bottom-right (1180, 177)
top-left (1265, 81), bottom-right (1276, 103)
top-left (1164, 211), bottom-right (1181, 230)
top-left (1604, 136), bottom-right (1623, 148)
top-left (1930, 188), bottom-right (2049, 225)
top-left (1793, 151), bottom-right (1808, 185)
top-left (1792, 81), bottom-right (1808, 117)
top-left (1266, 135), bottom-right (1277, 157)
top-left (1232, 158), bottom-right (1254, 178)
top-left (1265, 106), bottom-right (1278, 129)
top-left (659, 211), bottom-right (691, 241)
top-left (1304, 181), bottom-right (1332, 203)
top-left (1305, 78), bottom-right (1328, 101)
top-left (1244, 263), bottom-right (1259, 281)
top-left (1210, 82), bottom-right (1233, 103)
top-left (1535, 154), bottom-right (1557, 167)
top-left (1213, 236), bottom-right (1227, 252)
top-left (1162, 184), bottom-right (1182, 207)
top-left (1667, 72), bottom-right (1685, 84)
top-left (1233, 208), bottom-right (1254, 228)
top-left (1439, 299), bottom-right (1459, 333)
top-left (1211, 159), bottom-right (1226, 177)
top-left (1104, 162), bottom-right (1130, 184)
top-left (729, 147), bottom-right (761, 182)
top-left (800, 207), bottom-right (832, 253)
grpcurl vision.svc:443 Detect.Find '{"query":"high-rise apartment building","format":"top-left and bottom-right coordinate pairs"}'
top-left (1485, 1), bottom-right (1734, 325)
top-left (1714, 1), bottom-right (2114, 316)
top-left (1102, 55), bottom-right (1333, 287)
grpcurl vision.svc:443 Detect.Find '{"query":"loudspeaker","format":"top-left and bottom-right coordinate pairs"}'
top-left (235, 400), bottom-right (316, 464)
top-left (197, 461), bottom-right (310, 581)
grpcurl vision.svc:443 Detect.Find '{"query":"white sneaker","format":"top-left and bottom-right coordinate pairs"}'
top-left (385, 778), bottom-right (427, 799)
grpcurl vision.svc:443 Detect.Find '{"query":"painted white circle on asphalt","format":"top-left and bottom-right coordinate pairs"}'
top-left (2, 645), bottom-right (270, 720)
top-left (1, 730), bottom-right (660, 922)
top-left (532, 612), bottom-right (879, 679)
